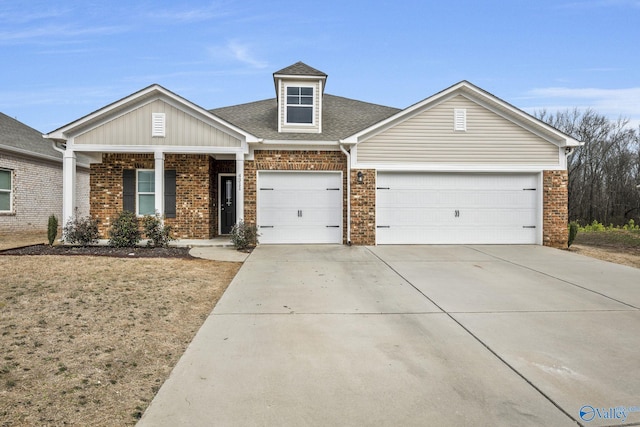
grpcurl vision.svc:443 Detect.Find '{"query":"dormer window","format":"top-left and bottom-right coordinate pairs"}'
top-left (286, 86), bottom-right (314, 124)
top-left (274, 62), bottom-right (327, 133)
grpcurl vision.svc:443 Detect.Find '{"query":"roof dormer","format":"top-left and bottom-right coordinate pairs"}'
top-left (273, 62), bottom-right (327, 134)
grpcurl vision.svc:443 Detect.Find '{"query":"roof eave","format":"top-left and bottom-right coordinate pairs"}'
top-left (342, 81), bottom-right (584, 148)
top-left (45, 84), bottom-right (262, 144)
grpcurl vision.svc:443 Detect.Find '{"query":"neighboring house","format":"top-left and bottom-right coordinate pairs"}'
top-left (0, 113), bottom-right (90, 233)
top-left (44, 62), bottom-right (580, 247)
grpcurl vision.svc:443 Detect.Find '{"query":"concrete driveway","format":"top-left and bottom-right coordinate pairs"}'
top-left (138, 245), bottom-right (640, 427)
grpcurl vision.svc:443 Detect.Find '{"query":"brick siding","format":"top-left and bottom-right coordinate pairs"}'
top-left (91, 153), bottom-right (215, 239)
top-left (243, 150), bottom-right (348, 242)
top-left (350, 169), bottom-right (376, 245)
top-left (542, 170), bottom-right (569, 248)
top-left (0, 152), bottom-right (89, 233)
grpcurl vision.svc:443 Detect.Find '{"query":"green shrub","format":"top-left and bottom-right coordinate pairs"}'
top-left (582, 220), bottom-right (606, 232)
top-left (142, 213), bottom-right (173, 247)
top-left (623, 219), bottom-right (639, 230)
top-left (568, 222), bottom-right (579, 247)
top-left (108, 211), bottom-right (141, 248)
top-left (47, 214), bottom-right (58, 246)
top-left (63, 212), bottom-right (99, 246)
top-left (230, 221), bottom-right (259, 251)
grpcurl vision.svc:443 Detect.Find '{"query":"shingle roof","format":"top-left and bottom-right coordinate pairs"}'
top-left (210, 94), bottom-right (400, 141)
top-left (273, 61), bottom-right (327, 77)
top-left (0, 112), bottom-right (61, 160)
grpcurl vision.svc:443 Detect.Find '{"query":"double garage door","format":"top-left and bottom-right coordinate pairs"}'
top-left (376, 173), bottom-right (539, 245)
top-left (258, 172), bottom-right (343, 244)
top-left (257, 171), bottom-right (539, 245)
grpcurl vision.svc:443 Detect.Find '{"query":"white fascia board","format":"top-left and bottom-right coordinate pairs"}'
top-left (258, 139), bottom-right (339, 146)
top-left (458, 90), bottom-right (581, 148)
top-left (65, 144), bottom-right (246, 155)
top-left (343, 81), bottom-right (582, 148)
top-left (355, 163), bottom-right (565, 172)
top-left (253, 144), bottom-right (341, 152)
top-left (342, 84), bottom-right (466, 143)
top-left (156, 95), bottom-right (260, 143)
top-left (45, 85), bottom-right (163, 140)
top-left (44, 84), bottom-right (260, 144)
top-left (273, 74), bottom-right (327, 82)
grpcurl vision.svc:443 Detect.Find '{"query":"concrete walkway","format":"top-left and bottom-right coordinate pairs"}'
top-left (173, 237), bottom-right (251, 262)
top-left (138, 245), bottom-right (640, 427)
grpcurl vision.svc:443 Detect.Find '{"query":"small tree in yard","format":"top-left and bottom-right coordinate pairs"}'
top-left (108, 210), bottom-right (141, 248)
top-left (47, 214), bottom-right (58, 246)
top-left (63, 210), bottom-right (100, 246)
top-left (142, 213), bottom-right (173, 247)
top-left (568, 221), bottom-right (579, 248)
top-left (230, 221), bottom-right (259, 251)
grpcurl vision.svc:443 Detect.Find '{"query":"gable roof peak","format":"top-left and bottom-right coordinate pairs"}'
top-left (273, 61), bottom-right (327, 77)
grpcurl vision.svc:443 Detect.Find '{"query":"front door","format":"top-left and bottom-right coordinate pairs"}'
top-left (220, 175), bottom-right (236, 235)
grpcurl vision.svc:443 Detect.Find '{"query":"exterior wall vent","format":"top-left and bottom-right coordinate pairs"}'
top-left (454, 108), bottom-right (467, 131)
top-left (152, 113), bottom-right (166, 137)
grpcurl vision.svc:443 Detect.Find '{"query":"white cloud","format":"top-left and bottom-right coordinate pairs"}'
top-left (227, 41), bottom-right (268, 69)
top-left (147, 3), bottom-right (231, 23)
top-left (0, 24), bottom-right (126, 44)
top-left (208, 40), bottom-right (268, 69)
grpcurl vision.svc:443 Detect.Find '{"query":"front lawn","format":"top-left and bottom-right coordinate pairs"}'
top-left (0, 253), bottom-right (239, 426)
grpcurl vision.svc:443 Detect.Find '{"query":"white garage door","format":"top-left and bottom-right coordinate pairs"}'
top-left (258, 172), bottom-right (343, 244)
top-left (376, 173), bottom-right (539, 244)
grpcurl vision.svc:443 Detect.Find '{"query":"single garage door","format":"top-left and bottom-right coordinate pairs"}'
top-left (376, 173), bottom-right (539, 244)
top-left (258, 171), bottom-right (343, 244)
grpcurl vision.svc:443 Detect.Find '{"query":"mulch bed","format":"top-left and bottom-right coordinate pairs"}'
top-left (0, 244), bottom-right (194, 258)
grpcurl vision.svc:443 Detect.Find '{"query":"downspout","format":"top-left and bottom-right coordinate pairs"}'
top-left (51, 140), bottom-right (66, 154)
top-left (339, 141), bottom-right (352, 246)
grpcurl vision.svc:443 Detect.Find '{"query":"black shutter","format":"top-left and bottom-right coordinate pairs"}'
top-left (123, 170), bottom-right (135, 213)
top-left (164, 170), bottom-right (176, 218)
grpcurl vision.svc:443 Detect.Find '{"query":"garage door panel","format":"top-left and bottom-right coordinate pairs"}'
top-left (258, 172), bottom-right (343, 244)
top-left (377, 224), bottom-right (537, 245)
top-left (377, 173), bottom-right (538, 245)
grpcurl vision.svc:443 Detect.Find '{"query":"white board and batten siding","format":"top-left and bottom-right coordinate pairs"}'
top-left (376, 173), bottom-right (540, 245)
top-left (257, 171), bottom-right (343, 244)
top-left (74, 99), bottom-right (242, 148)
top-left (357, 95), bottom-right (560, 166)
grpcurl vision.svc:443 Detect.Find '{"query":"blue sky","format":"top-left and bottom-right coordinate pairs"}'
top-left (1, 0), bottom-right (639, 133)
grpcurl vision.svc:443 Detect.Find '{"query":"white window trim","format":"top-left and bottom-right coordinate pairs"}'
top-left (0, 168), bottom-right (13, 213)
top-left (136, 169), bottom-right (155, 216)
top-left (284, 84), bottom-right (315, 126)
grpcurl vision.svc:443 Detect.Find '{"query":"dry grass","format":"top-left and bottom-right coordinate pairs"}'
top-left (0, 231), bottom-right (48, 251)
top-left (571, 229), bottom-right (640, 269)
top-left (0, 251), bottom-right (240, 426)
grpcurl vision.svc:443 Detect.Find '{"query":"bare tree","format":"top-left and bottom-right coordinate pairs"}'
top-left (536, 109), bottom-right (640, 225)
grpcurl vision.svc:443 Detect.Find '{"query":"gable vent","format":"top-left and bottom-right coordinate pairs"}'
top-left (454, 108), bottom-right (467, 131)
top-left (152, 113), bottom-right (166, 137)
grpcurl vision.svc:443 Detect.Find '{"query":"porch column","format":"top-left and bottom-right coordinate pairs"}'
top-left (235, 152), bottom-right (244, 223)
top-left (154, 151), bottom-right (165, 218)
top-left (62, 149), bottom-right (76, 228)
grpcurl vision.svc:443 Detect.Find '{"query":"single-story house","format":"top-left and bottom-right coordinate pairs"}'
top-left (0, 112), bottom-right (90, 233)
top-left (44, 62), bottom-right (580, 247)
